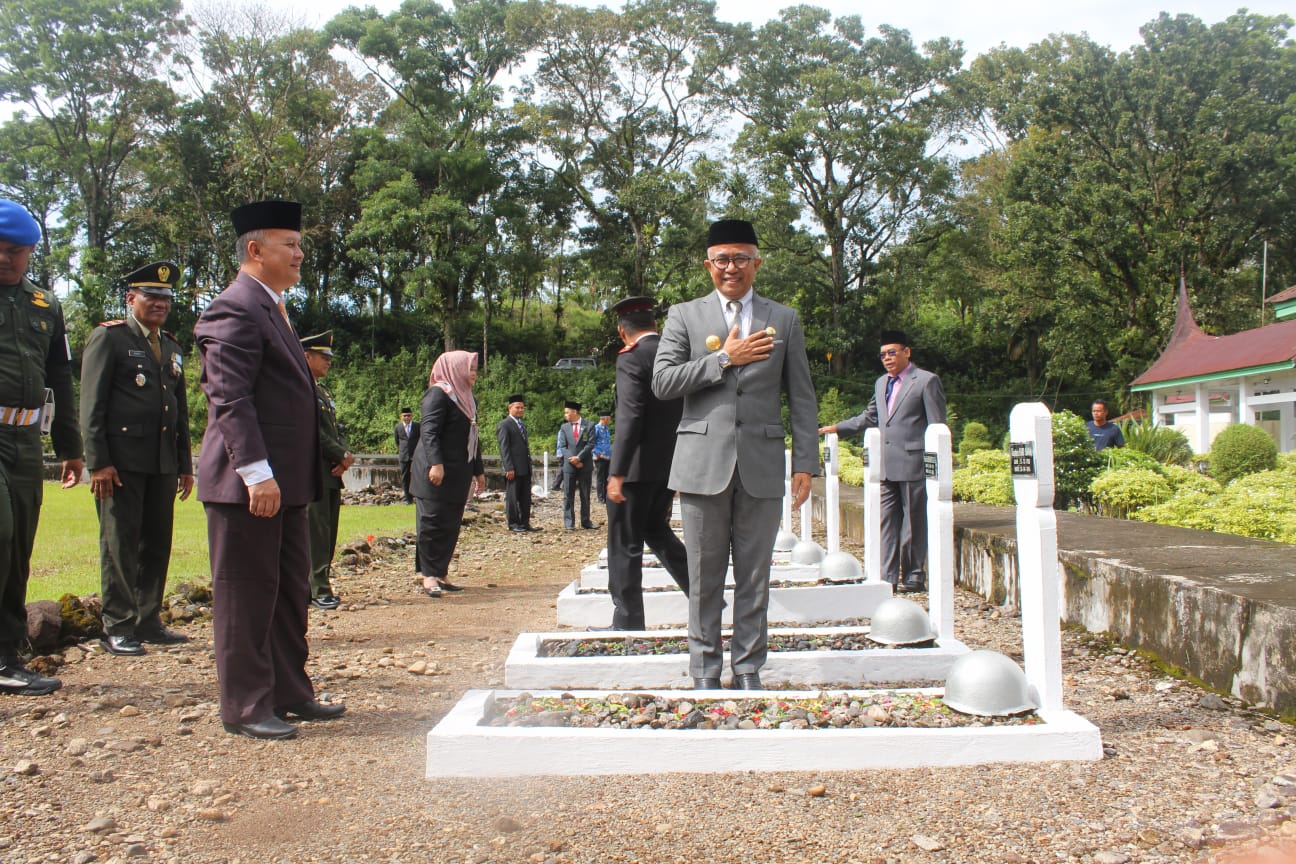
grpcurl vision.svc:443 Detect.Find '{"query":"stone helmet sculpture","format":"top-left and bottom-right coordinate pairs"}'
top-left (942, 649), bottom-right (1039, 717)
top-left (867, 596), bottom-right (936, 646)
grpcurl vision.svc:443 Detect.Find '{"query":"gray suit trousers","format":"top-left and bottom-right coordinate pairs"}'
top-left (881, 479), bottom-right (928, 585)
top-left (680, 469), bottom-right (782, 677)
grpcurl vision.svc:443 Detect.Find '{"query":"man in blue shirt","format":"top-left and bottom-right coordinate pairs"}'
top-left (1086, 399), bottom-right (1125, 451)
top-left (592, 411), bottom-right (612, 503)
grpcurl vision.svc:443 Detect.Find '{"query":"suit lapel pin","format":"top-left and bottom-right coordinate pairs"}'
top-left (135, 373), bottom-right (147, 387)
top-left (705, 334), bottom-right (721, 351)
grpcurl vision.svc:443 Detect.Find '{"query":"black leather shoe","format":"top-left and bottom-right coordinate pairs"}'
top-left (102, 635), bottom-right (146, 656)
top-left (581, 523), bottom-right (598, 529)
top-left (897, 581), bottom-right (927, 594)
top-left (310, 594), bottom-right (341, 609)
top-left (275, 699), bottom-right (346, 721)
top-left (586, 625), bottom-right (630, 632)
top-left (693, 677), bottom-right (723, 690)
top-left (509, 526), bottom-right (528, 533)
top-left (733, 672), bottom-right (763, 690)
top-left (0, 659), bottom-right (62, 696)
top-left (139, 627), bottom-right (189, 645)
top-left (223, 717), bottom-right (298, 739)
top-left (524, 526), bottom-right (543, 532)
top-left (436, 580), bottom-right (464, 592)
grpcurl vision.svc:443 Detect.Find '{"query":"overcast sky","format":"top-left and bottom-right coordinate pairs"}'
top-left (251, 0), bottom-right (1289, 59)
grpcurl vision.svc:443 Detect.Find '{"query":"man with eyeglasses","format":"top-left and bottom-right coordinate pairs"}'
top-left (195, 199), bottom-right (343, 740)
top-left (820, 329), bottom-right (946, 593)
top-left (653, 219), bottom-right (818, 691)
top-left (80, 261), bottom-right (193, 657)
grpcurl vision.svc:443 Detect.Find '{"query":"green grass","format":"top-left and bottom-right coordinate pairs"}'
top-left (27, 482), bottom-right (416, 602)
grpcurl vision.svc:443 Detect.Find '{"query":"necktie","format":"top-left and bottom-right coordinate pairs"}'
top-left (517, 419), bottom-right (527, 440)
top-left (885, 376), bottom-right (898, 415)
top-left (147, 331), bottom-right (161, 363)
top-left (278, 300), bottom-right (293, 331)
top-left (726, 299), bottom-right (741, 334)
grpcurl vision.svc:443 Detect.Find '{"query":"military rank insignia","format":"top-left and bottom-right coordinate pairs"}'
top-left (31, 290), bottom-right (49, 308)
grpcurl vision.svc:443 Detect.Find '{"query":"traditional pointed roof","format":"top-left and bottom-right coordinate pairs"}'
top-left (1130, 278), bottom-right (1296, 390)
top-left (1265, 284), bottom-right (1296, 305)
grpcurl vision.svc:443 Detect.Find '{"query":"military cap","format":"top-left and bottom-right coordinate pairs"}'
top-left (506, 394), bottom-right (525, 405)
top-left (707, 219), bottom-right (758, 248)
top-left (299, 330), bottom-right (333, 356)
top-left (124, 261), bottom-right (178, 298)
top-left (0, 199), bottom-right (41, 246)
top-left (231, 199), bottom-right (302, 237)
top-left (564, 400), bottom-right (581, 412)
top-left (879, 329), bottom-right (910, 347)
top-left (610, 295), bottom-right (656, 316)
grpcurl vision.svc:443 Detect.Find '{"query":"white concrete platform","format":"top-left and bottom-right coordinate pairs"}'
top-left (595, 548), bottom-right (794, 567)
top-left (425, 688), bottom-right (1104, 777)
top-left (555, 579), bottom-right (894, 629)
top-left (504, 627), bottom-right (971, 690)
top-left (578, 562), bottom-right (821, 590)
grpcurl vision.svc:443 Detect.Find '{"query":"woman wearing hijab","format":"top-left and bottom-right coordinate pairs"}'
top-left (410, 351), bottom-right (485, 597)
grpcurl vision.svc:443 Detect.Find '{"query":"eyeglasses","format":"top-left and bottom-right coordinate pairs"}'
top-left (708, 255), bottom-right (755, 269)
top-left (879, 349), bottom-right (903, 359)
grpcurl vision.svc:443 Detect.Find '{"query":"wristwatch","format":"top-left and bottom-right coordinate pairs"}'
top-left (716, 350), bottom-right (731, 370)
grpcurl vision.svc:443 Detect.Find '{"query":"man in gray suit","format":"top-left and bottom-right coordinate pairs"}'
top-left (820, 330), bottom-right (946, 592)
top-left (653, 219), bottom-right (818, 691)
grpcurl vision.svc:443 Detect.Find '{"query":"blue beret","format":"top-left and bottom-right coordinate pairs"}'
top-left (0, 199), bottom-right (41, 246)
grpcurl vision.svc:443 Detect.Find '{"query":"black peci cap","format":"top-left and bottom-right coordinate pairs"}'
top-left (231, 199), bottom-right (302, 237)
top-left (707, 219), bottom-right (758, 248)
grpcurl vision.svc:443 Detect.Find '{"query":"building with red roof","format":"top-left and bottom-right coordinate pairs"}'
top-left (1130, 280), bottom-right (1296, 453)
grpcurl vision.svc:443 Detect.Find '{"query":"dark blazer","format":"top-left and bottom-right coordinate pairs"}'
top-left (496, 415), bottom-right (531, 476)
top-left (835, 363), bottom-right (946, 482)
top-left (556, 417), bottom-right (595, 472)
top-left (409, 386), bottom-right (483, 500)
top-left (610, 333), bottom-right (682, 482)
top-left (80, 318), bottom-right (192, 476)
top-left (395, 419), bottom-right (419, 464)
top-left (194, 272), bottom-right (320, 506)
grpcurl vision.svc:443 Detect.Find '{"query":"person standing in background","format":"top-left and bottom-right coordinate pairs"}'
top-left (496, 394), bottom-right (538, 533)
top-left (592, 410), bottom-right (612, 504)
top-left (80, 261), bottom-right (192, 657)
top-left (556, 401), bottom-right (596, 530)
top-left (395, 408), bottom-right (418, 504)
top-left (411, 351), bottom-right (484, 597)
top-left (301, 331), bottom-right (353, 610)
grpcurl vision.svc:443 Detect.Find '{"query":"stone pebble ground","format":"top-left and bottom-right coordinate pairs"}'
top-left (1, 492), bottom-right (1294, 864)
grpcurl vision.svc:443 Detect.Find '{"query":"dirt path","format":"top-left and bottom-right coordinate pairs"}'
top-left (1, 494), bottom-right (1292, 864)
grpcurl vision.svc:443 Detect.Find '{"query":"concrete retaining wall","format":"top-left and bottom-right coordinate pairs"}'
top-left (819, 491), bottom-right (1296, 718)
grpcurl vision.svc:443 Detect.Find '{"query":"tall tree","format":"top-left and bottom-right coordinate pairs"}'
top-left (518, 0), bottom-right (730, 301)
top-left (0, 0), bottom-right (187, 322)
top-left (730, 7), bottom-right (962, 373)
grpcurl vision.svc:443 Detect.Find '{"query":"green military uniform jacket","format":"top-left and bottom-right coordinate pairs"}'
top-left (0, 276), bottom-right (82, 458)
top-left (79, 317), bottom-right (192, 476)
top-left (315, 380), bottom-right (348, 492)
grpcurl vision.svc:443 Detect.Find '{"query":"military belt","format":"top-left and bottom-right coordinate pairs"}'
top-left (0, 406), bottom-right (43, 426)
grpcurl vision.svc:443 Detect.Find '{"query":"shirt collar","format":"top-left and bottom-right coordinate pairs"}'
top-left (714, 288), bottom-right (753, 311)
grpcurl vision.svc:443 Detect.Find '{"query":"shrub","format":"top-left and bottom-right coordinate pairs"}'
top-left (952, 449), bottom-right (1015, 506)
top-left (1120, 419), bottom-right (1194, 466)
top-left (1134, 490), bottom-right (1220, 532)
top-left (1051, 410), bottom-right (1104, 510)
top-left (1101, 447), bottom-right (1160, 473)
top-left (957, 421), bottom-right (993, 465)
top-left (1089, 466), bottom-right (1173, 519)
top-left (1159, 465), bottom-right (1221, 496)
top-left (1209, 423), bottom-right (1278, 484)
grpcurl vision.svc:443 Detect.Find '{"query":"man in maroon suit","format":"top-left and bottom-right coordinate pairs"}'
top-left (195, 199), bottom-right (344, 739)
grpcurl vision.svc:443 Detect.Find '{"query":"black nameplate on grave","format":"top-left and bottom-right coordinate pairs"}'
top-left (1009, 442), bottom-right (1036, 477)
top-left (861, 449), bottom-right (869, 467)
top-left (923, 451), bottom-right (938, 479)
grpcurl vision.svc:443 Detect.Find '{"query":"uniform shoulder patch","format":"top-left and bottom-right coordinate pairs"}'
top-left (99, 320), bottom-right (126, 327)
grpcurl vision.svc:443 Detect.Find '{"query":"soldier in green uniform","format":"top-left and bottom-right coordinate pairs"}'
top-left (0, 199), bottom-right (83, 695)
top-left (301, 331), bottom-right (353, 609)
top-left (80, 262), bottom-right (194, 656)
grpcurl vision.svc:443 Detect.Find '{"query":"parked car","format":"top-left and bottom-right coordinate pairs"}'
top-left (552, 357), bottom-right (597, 371)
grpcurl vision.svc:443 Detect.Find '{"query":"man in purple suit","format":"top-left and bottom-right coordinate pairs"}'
top-left (195, 199), bottom-right (344, 740)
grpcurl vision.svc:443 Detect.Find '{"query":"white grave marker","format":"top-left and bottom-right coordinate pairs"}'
top-left (924, 423), bottom-right (954, 640)
top-left (861, 427), bottom-right (883, 583)
top-left (1009, 402), bottom-right (1063, 712)
top-left (823, 432), bottom-right (840, 554)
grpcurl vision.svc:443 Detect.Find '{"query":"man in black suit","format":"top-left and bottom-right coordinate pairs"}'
top-left (596, 297), bottom-right (689, 630)
top-left (394, 408), bottom-right (417, 504)
top-left (556, 401), bottom-right (596, 529)
top-left (496, 394), bottom-right (538, 532)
